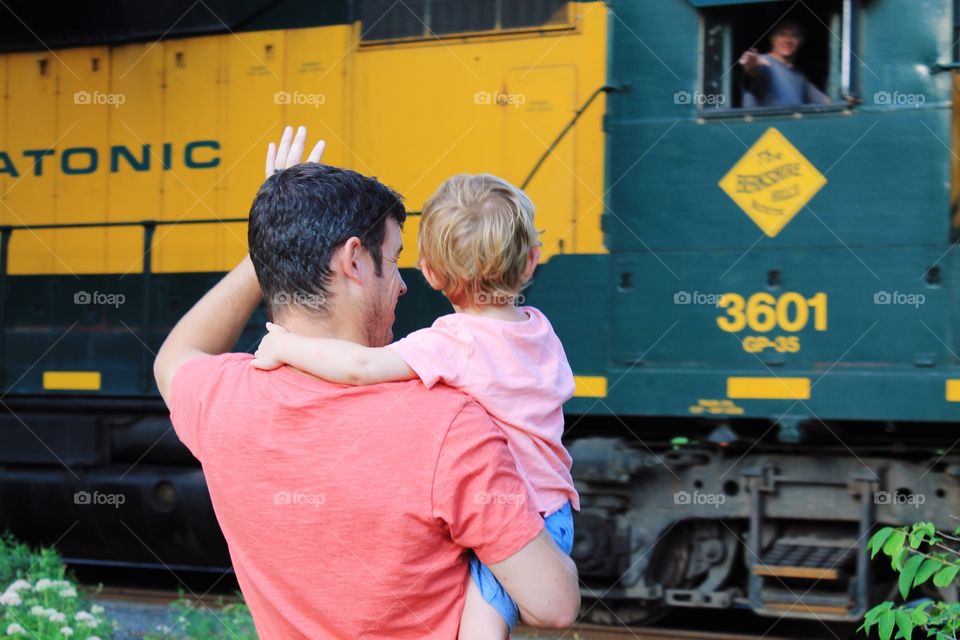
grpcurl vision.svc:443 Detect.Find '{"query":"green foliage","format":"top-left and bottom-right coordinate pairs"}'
top-left (145, 597), bottom-right (257, 640)
top-left (860, 523), bottom-right (960, 640)
top-left (0, 534), bottom-right (113, 640)
top-left (0, 534), bottom-right (64, 587)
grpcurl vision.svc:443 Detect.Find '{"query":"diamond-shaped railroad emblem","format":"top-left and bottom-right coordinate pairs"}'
top-left (718, 128), bottom-right (827, 238)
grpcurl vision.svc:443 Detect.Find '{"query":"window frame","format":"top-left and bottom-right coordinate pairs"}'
top-left (358, 0), bottom-right (575, 46)
top-left (696, 0), bottom-right (859, 119)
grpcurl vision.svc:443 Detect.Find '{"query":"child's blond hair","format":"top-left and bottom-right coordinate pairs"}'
top-left (418, 174), bottom-right (538, 307)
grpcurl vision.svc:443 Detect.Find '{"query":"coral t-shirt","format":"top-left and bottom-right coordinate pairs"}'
top-left (388, 307), bottom-right (578, 514)
top-left (168, 353), bottom-right (543, 640)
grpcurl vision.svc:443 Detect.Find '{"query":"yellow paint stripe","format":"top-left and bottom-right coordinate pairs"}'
top-left (765, 603), bottom-right (851, 615)
top-left (753, 565), bottom-right (839, 581)
top-left (43, 371), bottom-right (101, 391)
top-left (727, 377), bottom-right (810, 400)
top-left (574, 376), bottom-right (607, 398)
top-left (947, 380), bottom-right (960, 402)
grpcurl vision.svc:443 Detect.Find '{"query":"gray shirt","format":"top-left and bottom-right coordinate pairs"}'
top-left (743, 54), bottom-right (830, 108)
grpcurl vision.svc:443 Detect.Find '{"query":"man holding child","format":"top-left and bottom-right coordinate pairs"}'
top-left (155, 127), bottom-right (580, 639)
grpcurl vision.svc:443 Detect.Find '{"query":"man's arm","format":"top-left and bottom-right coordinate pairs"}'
top-left (154, 256), bottom-right (262, 405)
top-left (488, 530), bottom-right (580, 628)
top-left (155, 125), bottom-right (326, 404)
top-left (434, 400), bottom-right (580, 629)
top-left (806, 80), bottom-right (831, 105)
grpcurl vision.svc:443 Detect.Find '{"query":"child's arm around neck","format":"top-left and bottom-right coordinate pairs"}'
top-left (251, 322), bottom-right (415, 385)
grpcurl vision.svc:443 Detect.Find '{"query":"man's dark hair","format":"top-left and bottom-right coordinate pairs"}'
top-left (248, 163), bottom-right (405, 317)
top-left (772, 19), bottom-right (804, 40)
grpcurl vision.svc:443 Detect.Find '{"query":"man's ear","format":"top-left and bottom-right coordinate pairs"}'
top-left (521, 245), bottom-right (541, 282)
top-left (337, 236), bottom-right (365, 285)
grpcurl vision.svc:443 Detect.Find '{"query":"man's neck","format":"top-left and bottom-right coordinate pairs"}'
top-left (276, 311), bottom-right (369, 345)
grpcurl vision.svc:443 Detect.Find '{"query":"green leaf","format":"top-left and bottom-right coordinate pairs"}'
top-left (910, 529), bottom-right (925, 550)
top-left (884, 531), bottom-right (907, 560)
top-left (893, 548), bottom-right (910, 572)
top-left (900, 554), bottom-right (924, 599)
top-left (911, 606), bottom-right (928, 626)
top-left (895, 609), bottom-right (914, 639)
top-left (872, 527), bottom-right (896, 559)
top-left (915, 558), bottom-right (942, 588)
top-left (879, 610), bottom-right (896, 640)
top-left (864, 602), bottom-right (894, 633)
top-left (933, 564), bottom-right (960, 588)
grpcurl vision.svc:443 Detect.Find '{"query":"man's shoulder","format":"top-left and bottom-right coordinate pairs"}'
top-left (377, 378), bottom-right (475, 410)
top-left (174, 352), bottom-right (252, 382)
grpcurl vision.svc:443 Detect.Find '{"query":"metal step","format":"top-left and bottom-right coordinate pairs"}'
top-left (753, 539), bottom-right (856, 581)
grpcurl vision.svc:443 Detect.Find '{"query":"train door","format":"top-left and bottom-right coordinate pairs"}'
top-left (503, 66), bottom-right (577, 259)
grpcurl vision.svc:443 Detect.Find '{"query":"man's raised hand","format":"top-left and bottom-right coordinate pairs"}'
top-left (265, 126), bottom-right (326, 179)
top-left (738, 48), bottom-right (768, 76)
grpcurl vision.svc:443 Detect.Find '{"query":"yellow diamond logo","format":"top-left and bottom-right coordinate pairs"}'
top-left (718, 128), bottom-right (827, 237)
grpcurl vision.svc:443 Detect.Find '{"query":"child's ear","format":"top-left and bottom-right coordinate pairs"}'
top-left (521, 246), bottom-right (541, 282)
top-left (419, 261), bottom-right (444, 291)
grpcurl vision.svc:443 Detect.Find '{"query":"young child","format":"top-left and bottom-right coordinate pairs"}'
top-left (251, 173), bottom-right (579, 639)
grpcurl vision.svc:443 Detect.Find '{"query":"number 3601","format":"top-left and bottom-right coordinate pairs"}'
top-left (716, 292), bottom-right (827, 333)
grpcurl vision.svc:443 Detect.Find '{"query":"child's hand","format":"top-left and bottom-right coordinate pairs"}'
top-left (251, 322), bottom-right (291, 370)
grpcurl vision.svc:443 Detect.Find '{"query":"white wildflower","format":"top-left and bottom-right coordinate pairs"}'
top-left (7, 579), bottom-right (31, 592)
top-left (30, 605), bottom-right (45, 615)
top-left (5, 623), bottom-right (25, 635)
top-left (58, 587), bottom-right (77, 598)
top-left (90, 604), bottom-right (104, 615)
top-left (74, 611), bottom-right (94, 623)
top-left (34, 578), bottom-right (53, 591)
top-left (0, 590), bottom-right (22, 606)
top-left (49, 611), bottom-right (67, 623)
top-left (88, 637), bottom-right (102, 640)
top-left (59, 626), bottom-right (74, 636)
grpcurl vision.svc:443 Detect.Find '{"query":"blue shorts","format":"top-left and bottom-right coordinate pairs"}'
top-left (468, 502), bottom-right (574, 631)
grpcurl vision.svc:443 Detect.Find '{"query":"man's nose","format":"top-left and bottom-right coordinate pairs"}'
top-left (398, 274), bottom-right (408, 296)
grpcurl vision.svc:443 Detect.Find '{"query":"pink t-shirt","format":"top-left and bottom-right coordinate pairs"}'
top-left (388, 306), bottom-right (579, 514)
top-left (168, 353), bottom-right (543, 640)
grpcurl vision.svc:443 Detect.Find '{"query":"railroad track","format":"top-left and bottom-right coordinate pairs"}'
top-left (515, 623), bottom-right (792, 640)
top-left (88, 588), bottom-right (793, 640)
top-left (90, 585), bottom-right (242, 606)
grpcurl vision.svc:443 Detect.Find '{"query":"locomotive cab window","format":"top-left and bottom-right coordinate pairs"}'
top-left (360, 0), bottom-right (570, 42)
top-left (699, 0), bottom-right (857, 114)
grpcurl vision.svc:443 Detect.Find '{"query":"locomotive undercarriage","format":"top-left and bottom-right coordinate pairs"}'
top-left (3, 405), bottom-right (960, 625)
top-left (569, 434), bottom-right (960, 624)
